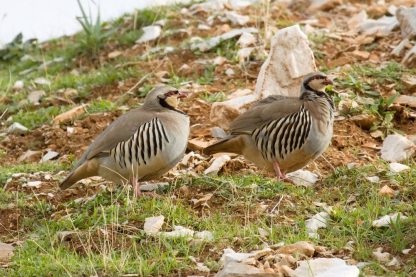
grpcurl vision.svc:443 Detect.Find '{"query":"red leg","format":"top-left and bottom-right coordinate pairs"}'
top-left (273, 161), bottom-right (294, 184)
top-left (273, 161), bottom-right (285, 180)
top-left (130, 177), bottom-right (141, 197)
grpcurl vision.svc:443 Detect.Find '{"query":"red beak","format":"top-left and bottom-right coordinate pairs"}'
top-left (177, 91), bottom-right (188, 99)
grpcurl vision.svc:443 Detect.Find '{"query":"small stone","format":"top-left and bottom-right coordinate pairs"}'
top-left (204, 155), bottom-right (231, 175)
top-left (140, 182), bottom-right (169, 192)
top-left (378, 185), bottom-right (395, 197)
top-left (57, 231), bottom-right (77, 242)
top-left (287, 170), bottom-right (318, 187)
top-left (372, 247), bottom-right (391, 262)
top-left (401, 74), bottom-right (416, 92)
top-left (0, 242), bottom-right (14, 262)
top-left (389, 162), bottom-right (410, 173)
top-left (365, 176), bottom-right (379, 183)
top-left (17, 150), bottom-right (42, 162)
top-left (237, 32), bottom-right (256, 47)
top-left (41, 150), bottom-right (59, 162)
top-left (277, 241), bottom-right (315, 257)
top-left (34, 77), bottom-right (51, 86)
top-left (395, 7), bottom-right (416, 38)
top-left (372, 213), bottom-right (408, 228)
top-left (107, 50), bottom-right (122, 59)
top-left (225, 68), bottom-right (235, 76)
top-left (191, 27), bottom-right (258, 52)
top-left (305, 212), bottom-right (330, 239)
top-left (359, 16), bottom-right (399, 36)
top-left (294, 258), bottom-right (359, 277)
top-left (216, 261), bottom-right (264, 277)
top-left (197, 23), bottom-right (211, 30)
top-left (12, 80), bottom-right (24, 90)
top-left (213, 56), bottom-right (227, 65)
top-left (144, 215), bottom-right (165, 235)
top-left (394, 95), bottom-right (416, 108)
top-left (52, 104), bottom-right (88, 125)
top-left (237, 47), bottom-right (254, 63)
top-left (195, 231), bottom-right (214, 241)
top-left (211, 127), bottom-right (227, 139)
top-left (350, 114), bottom-right (376, 130)
top-left (381, 134), bottom-right (415, 162)
top-left (7, 122), bottom-right (29, 135)
top-left (225, 11), bottom-right (249, 26)
top-left (23, 181), bottom-right (42, 188)
top-left (27, 90), bottom-right (45, 105)
top-left (196, 262), bottom-right (210, 272)
top-left (162, 226), bottom-right (194, 238)
top-left (136, 25), bottom-right (162, 44)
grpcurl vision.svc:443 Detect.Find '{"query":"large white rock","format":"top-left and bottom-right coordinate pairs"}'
top-left (294, 258), bottom-right (359, 277)
top-left (380, 134), bottom-right (415, 162)
top-left (255, 25), bottom-right (317, 98)
top-left (161, 225), bottom-right (195, 238)
top-left (396, 7), bottom-right (416, 38)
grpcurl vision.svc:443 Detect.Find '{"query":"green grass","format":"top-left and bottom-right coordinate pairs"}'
top-left (12, 106), bottom-right (71, 129)
top-left (0, 162), bottom-right (68, 186)
top-left (2, 167), bottom-right (415, 275)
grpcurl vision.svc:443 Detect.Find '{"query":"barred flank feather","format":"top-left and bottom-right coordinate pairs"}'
top-left (110, 118), bottom-right (170, 169)
top-left (252, 107), bottom-right (312, 162)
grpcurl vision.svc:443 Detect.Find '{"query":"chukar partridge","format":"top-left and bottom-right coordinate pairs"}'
top-left (204, 72), bottom-right (334, 181)
top-left (60, 86), bottom-right (190, 195)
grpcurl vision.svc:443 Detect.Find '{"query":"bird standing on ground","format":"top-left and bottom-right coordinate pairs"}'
top-left (60, 86), bottom-right (190, 195)
top-left (204, 72), bottom-right (334, 181)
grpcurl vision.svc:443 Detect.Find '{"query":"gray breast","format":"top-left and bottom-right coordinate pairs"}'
top-left (110, 118), bottom-right (170, 169)
top-left (251, 107), bottom-right (312, 162)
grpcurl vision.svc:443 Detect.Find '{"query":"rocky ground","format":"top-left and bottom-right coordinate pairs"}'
top-left (0, 0), bottom-right (416, 276)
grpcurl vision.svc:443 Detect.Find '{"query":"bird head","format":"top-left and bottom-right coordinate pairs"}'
top-left (144, 85), bottom-right (187, 111)
top-left (302, 72), bottom-right (333, 92)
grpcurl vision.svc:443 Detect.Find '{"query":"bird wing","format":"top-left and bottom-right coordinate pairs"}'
top-left (74, 108), bottom-right (158, 168)
top-left (230, 95), bottom-right (303, 134)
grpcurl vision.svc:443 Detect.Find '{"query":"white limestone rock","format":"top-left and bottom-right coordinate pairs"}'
top-left (305, 212), bottom-right (330, 239)
top-left (294, 258), bottom-right (359, 277)
top-left (7, 122), bottom-right (28, 135)
top-left (191, 28), bottom-right (258, 52)
top-left (396, 7), bottom-right (416, 38)
top-left (287, 170), bottom-right (319, 187)
top-left (136, 25), bottom-right (162, 44)
top-left (204, 155), bottom-right (231, 175)
top-left (255, 25), bottom-right (317, 98)
top-left (380, 134), bottom-right (415, 162)
top-left (372, 213), bottom-right (408, 228)
top-left (210, 94), bottom-right (257, 129)
top-left (144, 215), bottom-right (165, 235)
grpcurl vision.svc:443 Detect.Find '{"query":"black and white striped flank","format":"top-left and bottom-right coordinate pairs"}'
top-left (110, 118), bottom-right (170, 169)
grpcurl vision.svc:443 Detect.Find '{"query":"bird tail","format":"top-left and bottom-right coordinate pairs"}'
top-left (59, 160), bottom-right (97, 190)
top-left (203, 136), bottom-right (244, 155)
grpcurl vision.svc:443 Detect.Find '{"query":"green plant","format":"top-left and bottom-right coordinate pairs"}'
top-left (0, 33), bottom-right (37, 62)
top-left (76, 0), bottom-right (114, 57)
top-left (367, 94), bottom-right (398, 135)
